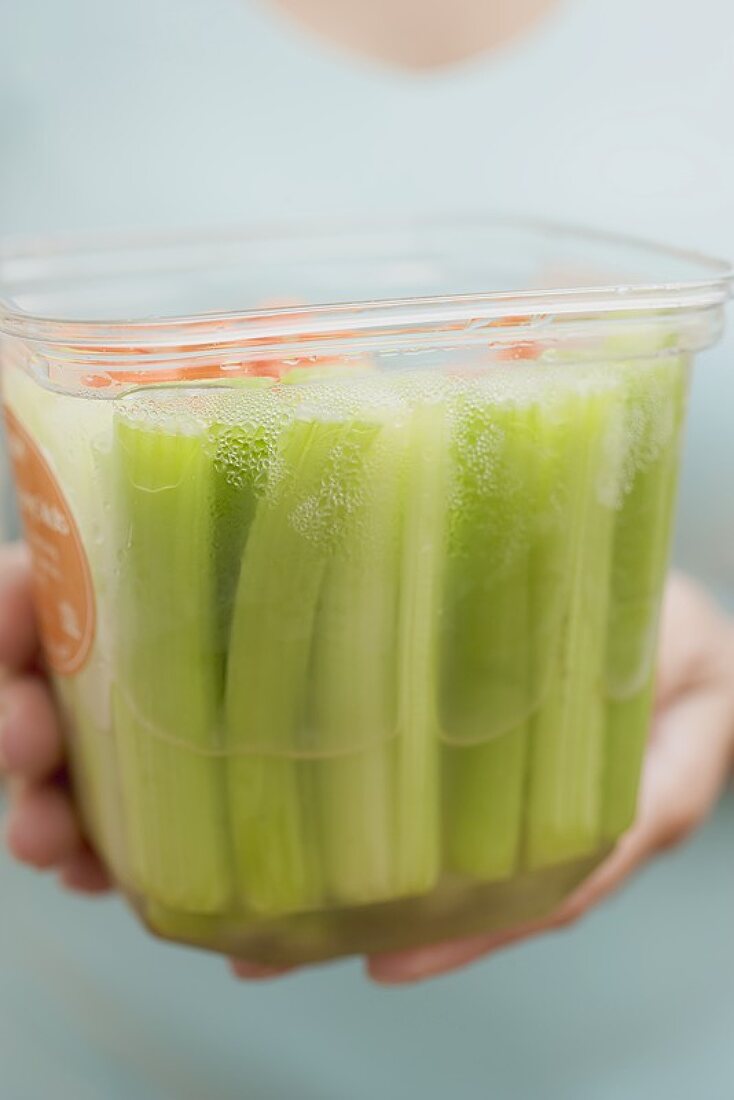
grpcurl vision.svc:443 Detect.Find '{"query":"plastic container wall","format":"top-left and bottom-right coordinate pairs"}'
top-left (0, 219), bottom-right (729, 962)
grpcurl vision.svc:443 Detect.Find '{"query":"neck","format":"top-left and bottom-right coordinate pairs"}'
top-left (273, 0), bottom-right (560, 69)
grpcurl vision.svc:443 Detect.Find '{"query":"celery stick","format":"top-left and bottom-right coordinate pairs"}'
top-left (442, 728), bottom-right (528, 881)
top-left (602, 358), bottom-right (688, 840)
top-left (113, 410), bottom-right (231, 913)
top-left (310, 413), bottom-right (404, 905)
top-left (441, 396), bottom-right (534, 741)
top-left (316, 752), bottom-right (395, 906)
top-left (441, 393), bottom-right (532, 880)
top-left (210, 417), bottom-right (273, 670)
top-left (225, 413), bottom-right (382, 915)
top-left (528, 389), bottom-right (589, 709)
top-left (602, 678), bottom-right (655, 840)
top-left (525, 382), bottom-right (622, 870)
top-left (393, 400), bottom-right (447, 894)
top-left (606, 359), bottom-right (688, 696)
top-left (441, 376), bottom-right (584, 880)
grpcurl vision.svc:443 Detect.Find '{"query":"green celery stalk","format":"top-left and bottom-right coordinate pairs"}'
top-left (441, 375), bottom-right (586, 880)
top-left (440, 393), bottom-right (533, 880)
top-left (602, 357), bottom-right (688, 840)
top-left (309, 412), bottom-right (404, 905)
top-left (528, 387), bottom-right (590, 714)
top-left (144, 384), bottom-right (280, 937)
top-left (602, 679), bottom-right (656, 843)
top-left (225, 413), bottom-right (383, 915)
top-left (210, 412), bottom-right (275, 671)
top-left (525, 381), bottom-right (622, 870)
top-left (441, 394), bottom-right (536, 740)
top-left (442, 728), bottom-right (528, 881)
top-left (393, 399), bottom-right (447, 894)
top-left (113, 409), bottom-right (232, 913)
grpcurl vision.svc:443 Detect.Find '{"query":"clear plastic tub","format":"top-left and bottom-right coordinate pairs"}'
top-left (0, 219), bottom-right (730, 964)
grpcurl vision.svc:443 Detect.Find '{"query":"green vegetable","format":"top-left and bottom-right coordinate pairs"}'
top-left (440, 392), bottom-right (534, 880)
top-left (602, 680), bottom-right (655, 842)
top-left (225, 411), bottom-right (388, 914)
top-left (440, 375), bottom-right (598, 880)
top-left (602, 357), bottom-right (688, 839)
top-left (210, 415), bottom-right (274, 669)
top-left (525, 380), bottom-right (623, 870)
top-left (309, 413), bottom-right (404, 905)
top-left (113, 408), bottom-right (232, 913)
top-left (2, 340), bottom-right (689, 956)
top-left (393, 400), bottom-right (447, 894)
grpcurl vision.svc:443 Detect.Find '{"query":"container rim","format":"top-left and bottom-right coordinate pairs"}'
top-left (0, 214), bottom-right (731, 358)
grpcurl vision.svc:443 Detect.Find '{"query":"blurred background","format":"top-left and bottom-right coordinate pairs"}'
top-left (1, 0), bottom-right (733, 1096)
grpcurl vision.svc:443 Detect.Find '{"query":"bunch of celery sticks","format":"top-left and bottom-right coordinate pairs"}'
top-left (99, 354), bottom-right (686, 921)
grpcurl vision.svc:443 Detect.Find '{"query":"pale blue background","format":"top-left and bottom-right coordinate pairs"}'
top-left (1, 793), bottom-right (732, 1100)
top-left (1, 0), bottom-right (733, 1096)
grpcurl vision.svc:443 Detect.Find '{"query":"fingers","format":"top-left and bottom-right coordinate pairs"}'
top-left (0, 543), bottom-right (38, 673)
top-left (0, 542), bottom-right (113, 896)
top-left (5, 784), bottom-right (84, 869)
top-left (655, 573), bottom-right (734, 709)
top-left (548, 679), bottom-right (734, 924)
top-left (0, 674), bottom-right (64, 780)
top-left (4, 780), bottom-right (112, 893)
top-left (59, 846), bottom-right (113, 894)
top-left (229, 959), bottom-right (296, 981)
top-left (645, 677), bottom-right (734, 849)
top-left (367, 891), bottom-right (574, 983)
top-left (367, 922), bottom-right (539, 985)
top-left (5, 783), bottom-right (112, 892)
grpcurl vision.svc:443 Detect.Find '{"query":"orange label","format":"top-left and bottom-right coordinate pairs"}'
top-left (4, 410), bottom-right (95, 676)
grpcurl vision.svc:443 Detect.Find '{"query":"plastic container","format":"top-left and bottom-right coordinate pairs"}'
top-left (0, 380), bottom-right (18, 544)
top-left (0, 219), bottom-right (730, 964)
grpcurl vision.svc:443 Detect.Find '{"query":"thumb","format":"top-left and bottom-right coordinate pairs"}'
top-left (654, 573), bottom-right (734, 711)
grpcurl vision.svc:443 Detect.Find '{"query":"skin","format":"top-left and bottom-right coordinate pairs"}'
top-left (274, 0), bottom-right (560, 69)
top-left (0, 541), bottom-right (733, 984)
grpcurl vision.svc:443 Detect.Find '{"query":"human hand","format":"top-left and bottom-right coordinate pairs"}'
top-left (0, 542), bottom-right (111, 891)
top-left (2, 541), bottom-right (732, 983)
